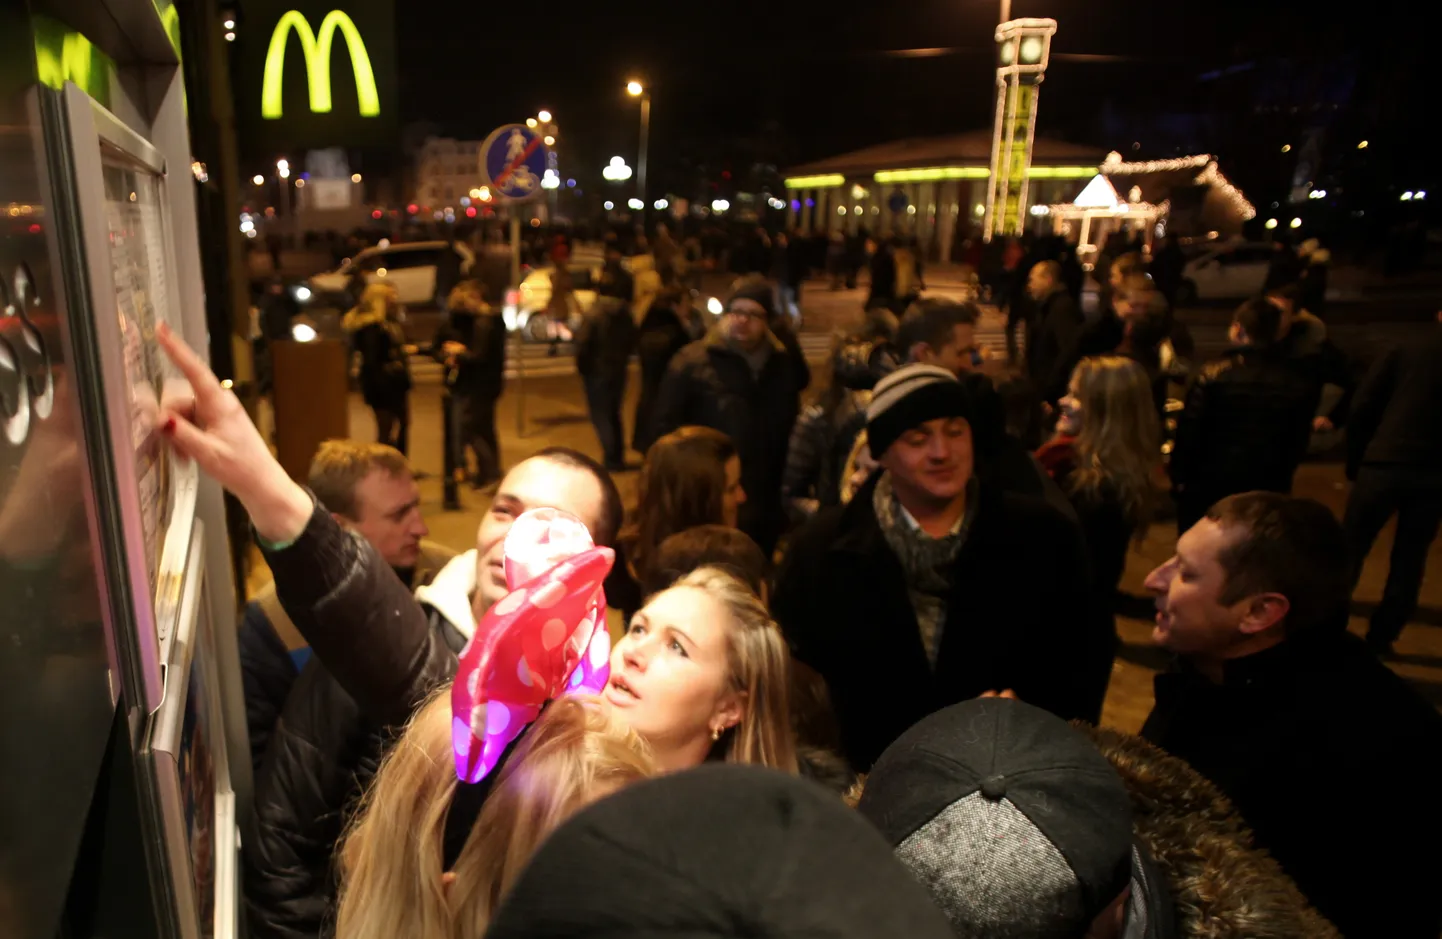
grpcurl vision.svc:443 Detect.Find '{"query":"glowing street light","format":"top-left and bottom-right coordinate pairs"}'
top-left (351, 173), bottom-right (362, 183)
top-left (252, 174), bottom-right (265, 185)
top-left (543, 135), bottom-right (556, 146)
top-left (526, 117), bottom-right (538, 128)
top-left (626, 81), bottom-right (644, 97)
top-left (711, 199), bottom-right (730, 213)
top-left (223, 17), bottom-right (235, 28)
top-left (276, 158), bottom-right (290, 179)
top-left (602, 156), bottom-right (633, 182)
top-left (541, 170), bottom-right (560, 190)
top-left (628, 198), bottom-right (644, 210)
top-left (224, 31), bottom-right (236, 41)
top-left (1264, 218), bottom-right (1278, 229)
top-left (626, 80), bottom-right (650, 204)
top-left (604, 200), bottom-right (615, 211)
top-left (654, 198), bottom-right (669, 210)
top-left (1289, 217), bottom-right (1302, 228)
top-left (537, 109), bottom-right (553, 123)
top-left (1357, 140), bottom-right (1369, 149)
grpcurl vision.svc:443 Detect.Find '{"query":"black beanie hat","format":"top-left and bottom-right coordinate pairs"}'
top-left (724, 276), bottom-right (776, 320)
top-left (857, 698), bottom-right (1134, 937)
top-left (485, 764), bottom-right (956, 939)
top-left (865, 363), bottom-right (973, 457)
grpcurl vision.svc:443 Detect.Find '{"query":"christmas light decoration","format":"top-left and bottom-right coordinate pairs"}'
top-left (1101, 152), bottom-right (1255, 221)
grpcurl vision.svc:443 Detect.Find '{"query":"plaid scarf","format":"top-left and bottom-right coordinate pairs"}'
top-left (872, 472), bottom-right (977, 667)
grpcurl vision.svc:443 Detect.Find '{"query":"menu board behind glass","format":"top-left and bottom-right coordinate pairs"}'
top-left (100, 153), bottom-right (172, 601)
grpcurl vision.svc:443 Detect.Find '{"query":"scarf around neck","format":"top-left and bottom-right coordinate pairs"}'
top-left (872, 472), bottom-right (977, 666)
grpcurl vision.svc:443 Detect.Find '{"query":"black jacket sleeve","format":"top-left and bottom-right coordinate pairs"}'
top-left (1169, 370), bottom-right (1210, 489)
top-left (237, 602), bottom-right (298, 780)
top-left (262, 498), bottom-right (455, 726)
top-left (650, 354), bottom-right (695, 439)
top-left (1344, 346), bottom-right (1399, 479)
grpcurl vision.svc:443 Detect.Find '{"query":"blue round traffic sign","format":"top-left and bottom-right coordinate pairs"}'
top-left (481, 124), bottom-right (549, 203)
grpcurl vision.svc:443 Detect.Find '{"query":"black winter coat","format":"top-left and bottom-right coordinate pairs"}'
top-left (1142, 630), bottom-right (1442, 939)
top-left (1026, 289), bottom-right (1084, 404)
top-left (574, 297), bottom-right (638, 385)
top-left (1345, 324), bottom-right (1442, 478)
top-left (245, 607), bottom-right (466, 939)
top-left (350, 321), bottom-right (410, 410)
top-left (1169, 346), bottom-right (1314, 502)
top-left (434, 308), bottom-right (506, 398)
top-left (772, 475), bottom-right (1103, 772)
top-left (652, 329), bottom-right (809, 554)
top-left (632, 304), bottom-right (691, 453)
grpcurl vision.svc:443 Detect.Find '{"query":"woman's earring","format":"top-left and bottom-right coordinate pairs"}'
top-left (711, 726), bottom-right (721, 741)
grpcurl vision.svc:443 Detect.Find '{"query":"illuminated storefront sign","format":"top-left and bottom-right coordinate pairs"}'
top-left (261, 10), bottom-right (379, 119)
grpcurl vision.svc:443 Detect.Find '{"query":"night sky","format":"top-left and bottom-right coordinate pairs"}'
top-left (390, 1), bottom-right (1426, 169)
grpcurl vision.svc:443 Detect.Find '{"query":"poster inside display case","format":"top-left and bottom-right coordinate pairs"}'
top-left (64, 84), bottom-right (199, 710)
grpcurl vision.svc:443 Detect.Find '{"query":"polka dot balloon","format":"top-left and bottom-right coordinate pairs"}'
top-left (450, 508), bottom-right (615, 784)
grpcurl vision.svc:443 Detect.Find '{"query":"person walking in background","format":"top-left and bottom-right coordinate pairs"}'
top-left (435, 280), bottom-right (506, 488)
top-left (631, 285), bottom-right (692, 455)
top-left (865, 236), bottom-right (898, 312)
top-left (575, 268), bottom-right (639, 472)
top-left (343, 282), bottom-right (413, 454)
top-left (1342, 311), bottom-right (1442, 655)
top-left (1169, 298), bottom-right (1314, 533)
top-left (1024, 260), bottom-right (1084, 406)
top-left (1037, 356), bottom-right (1161, 717)
top-left (606, 426), bottom-right (746, 622)
top-left (1148, 234), bottom-right (1186, 310)
top-left (652, 278), bottom-right (809, 556)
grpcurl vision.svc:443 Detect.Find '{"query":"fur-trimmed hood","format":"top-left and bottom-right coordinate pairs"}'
top-left (1077, 725), bottom-right (1341, 939)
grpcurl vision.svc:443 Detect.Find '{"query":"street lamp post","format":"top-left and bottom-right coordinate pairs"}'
top-left (627, 81), bottom-right (650, 209)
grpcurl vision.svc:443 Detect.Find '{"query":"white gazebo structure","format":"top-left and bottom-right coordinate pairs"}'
top-left (1047, 173), bottom-right (1165, 265)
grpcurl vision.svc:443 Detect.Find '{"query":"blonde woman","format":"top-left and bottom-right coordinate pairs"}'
top-left (335, 693), bottom-right (653, 939)
top-left (604, 566), bottom-right (798, 773)
top-left (1036, 355), bottom-right (1161, 714)
top-left (342, 282), bottom-right (413, 454)
top-left (335, 564), bottom-right (797, 939)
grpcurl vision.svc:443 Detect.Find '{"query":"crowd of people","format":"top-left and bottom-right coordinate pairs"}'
top-left (212, 221), bottom-right (1442, 939)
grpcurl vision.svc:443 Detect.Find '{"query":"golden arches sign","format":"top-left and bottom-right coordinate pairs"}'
top-left (261, 10), bottom-right (379, 120)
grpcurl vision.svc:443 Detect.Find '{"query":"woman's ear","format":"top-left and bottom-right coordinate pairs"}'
top-left (440, 871), bottom-right (457, 893)
top-left (714, 690), bottom-right (747, 733)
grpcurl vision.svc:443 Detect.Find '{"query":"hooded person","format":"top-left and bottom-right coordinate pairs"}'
top-left (856, 697), bottom-right (1164, 939)
top-left (484, 764), bottom-right (956, 939)
top-left (651, 276), bottom-right (811, 555)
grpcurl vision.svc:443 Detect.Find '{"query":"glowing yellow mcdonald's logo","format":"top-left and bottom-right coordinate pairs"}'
top-left (261, 10), bottom-right (379, 120)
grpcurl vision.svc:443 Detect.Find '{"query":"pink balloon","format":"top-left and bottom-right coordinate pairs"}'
top-left (450, 509), bottom-right (614, 783)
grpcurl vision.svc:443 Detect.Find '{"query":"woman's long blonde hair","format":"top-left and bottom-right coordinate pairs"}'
top-left (1067, 356), bottom-right (1160, 536)
top-left (335, 692), bottom-right (653, 939)
top-left (675, 566), bottom-right (799, 773)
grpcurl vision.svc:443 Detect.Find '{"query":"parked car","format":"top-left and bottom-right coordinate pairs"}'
top-left (1176, 242), bottom-right (1273, 304)
top-left (504, 262), bottom-right (602, 341)
top-left (301, 240), bottom-right (474, 308)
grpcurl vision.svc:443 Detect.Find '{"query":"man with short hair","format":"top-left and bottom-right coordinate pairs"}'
top-left (246, 447), bottom-right (622, 939)
top-left (773, 364), bottom-right (1104, 772)
top-left (653, 277), bottom-right (810, 555)
top-left (1142, 492), bottom-right (1442, 938)
top-left (1169, 297), bottom-right (1315, 533)
top-left (1024, 260), bottom-right (1083, 404)
top-left (895, 298), bottom-right (981, 377)
top-left (237, 440), bottom-right (452, 778)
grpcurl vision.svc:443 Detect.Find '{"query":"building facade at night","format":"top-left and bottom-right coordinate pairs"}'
top-left (784, 130), bottom-right (1103, 261)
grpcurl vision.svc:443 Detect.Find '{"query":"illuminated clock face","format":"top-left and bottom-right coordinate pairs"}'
top-left (999, 40), bottom-right (1015, 65)
top-left (1020, 36), bottom-right (1043, 64)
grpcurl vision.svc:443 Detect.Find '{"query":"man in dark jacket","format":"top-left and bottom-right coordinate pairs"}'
top-left (1342, 312), bottom-right (1442, 654)
top-left (575, 270), bottom-right (639, 470)
top-left (244, 449), bottom-right (622, 939)
top-left (1169, 298), bottom-right (1315, 533)
top-left (1141, 492), bottom-right (1442, 939)
top-left (631, 286), bottom-right (692, 455)
top-left (237, 440), bottom-right (451, 780)
top-left (1024, 260), bottom-right (1083, 405)
top-left (652, 277), bottom-right (810, 555)
top-left (434, 281), bottom-right (507, 486)
top-left (772, 365), bottom-right (1103, 772)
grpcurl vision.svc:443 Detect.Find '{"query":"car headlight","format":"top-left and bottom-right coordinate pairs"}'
top-left (294, 285), bottom-right (313, 303)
